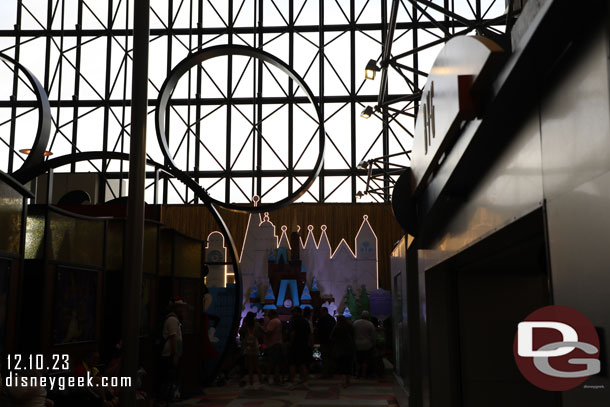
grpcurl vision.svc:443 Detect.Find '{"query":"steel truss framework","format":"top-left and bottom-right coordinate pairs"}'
top-left (0, 0), bottom-right (507, 204)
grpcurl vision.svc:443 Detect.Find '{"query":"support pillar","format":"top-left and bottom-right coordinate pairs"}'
top-left (119, 0), bottom-right (149, 405)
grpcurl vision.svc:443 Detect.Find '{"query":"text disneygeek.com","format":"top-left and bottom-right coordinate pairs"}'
top-left (3, 372), bottom-right (131, 391)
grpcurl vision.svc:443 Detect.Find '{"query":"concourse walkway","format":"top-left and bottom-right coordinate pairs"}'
top-left (171, 376), bottom-right (399, 407)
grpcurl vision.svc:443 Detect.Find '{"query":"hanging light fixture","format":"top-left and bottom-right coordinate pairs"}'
top-left (19, 148), bottom-right (53, 156)
top-left (357, 160), bottom-right (369, 170)
top-left (360, 105), bottom-right (375, 119)
top-left (364, 59), bottom-right (380, 80)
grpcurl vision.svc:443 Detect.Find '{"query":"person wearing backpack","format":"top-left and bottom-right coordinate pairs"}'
top-left (239, 312), bottom-right (263, 388)
top-left (330, 315), bottom-right (356, 388)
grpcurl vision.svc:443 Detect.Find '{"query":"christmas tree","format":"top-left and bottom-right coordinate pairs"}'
top-left (345, 286), bottom-right (360, 320)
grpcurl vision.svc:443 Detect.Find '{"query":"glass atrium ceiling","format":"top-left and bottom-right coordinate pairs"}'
top-left (0, 0), bottom-right (507, 204)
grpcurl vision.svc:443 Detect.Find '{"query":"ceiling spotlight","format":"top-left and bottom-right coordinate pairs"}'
top-left (355, 191), bottom-right (365, 200)
top-left (364, 59), bottom-right (380, 80)
top-left (360, 105), bottom-right (374, 119)
top-left (357, 160), bottom-right (369, 170)
top-left (19, 148), bottom-right (53, 156)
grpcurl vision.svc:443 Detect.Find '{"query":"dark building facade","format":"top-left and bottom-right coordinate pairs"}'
top-left (391, 1), bottom-right (610, 406)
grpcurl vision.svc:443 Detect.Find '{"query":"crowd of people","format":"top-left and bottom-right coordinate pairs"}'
top-left (0, 296), bottom-right (389, 406)
top-left (157, 298), bottom-right (389, 400)
top-left (237, 307), bottom-right (387, 389)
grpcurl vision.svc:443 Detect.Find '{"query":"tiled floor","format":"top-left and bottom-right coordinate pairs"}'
top-left (171, 377), bottom-right (399, 407)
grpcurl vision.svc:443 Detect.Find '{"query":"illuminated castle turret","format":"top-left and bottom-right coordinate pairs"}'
top-left (300, 285), bottom-right (313, 309)
top-left (310, 277), bottom-right (322, 310)
top-left (263, 283), bottom-right (276, 310)
top-left (249, 280), bottom-right (261, 307)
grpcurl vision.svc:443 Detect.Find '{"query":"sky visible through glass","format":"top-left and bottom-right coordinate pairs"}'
top-left (0, 0), bottom-right (506, 204)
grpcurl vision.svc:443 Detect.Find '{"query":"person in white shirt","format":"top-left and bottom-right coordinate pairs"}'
top-left (159, 296), bottom-right (186, 401)
top-left (352, 310), bottom-right (376, 378)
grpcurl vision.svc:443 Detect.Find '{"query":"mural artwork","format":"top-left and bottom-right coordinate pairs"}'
top-left (205, 207), bottom-right (388, 322)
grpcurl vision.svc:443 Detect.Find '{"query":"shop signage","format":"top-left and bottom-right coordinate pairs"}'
top-left (411, 36), bottom-right (503, 194)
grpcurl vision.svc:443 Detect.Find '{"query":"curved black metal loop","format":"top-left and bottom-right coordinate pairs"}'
top-left (0, 170), bottom-right (34, 198)
top-left (156, 44), bottom-right (325, 213)
top-left (16, 151), bottom-right (242, 372)
top-left (0, 52), bottom-right (52, 183)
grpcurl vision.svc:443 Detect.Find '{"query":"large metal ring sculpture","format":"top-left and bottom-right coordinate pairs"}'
top-left (0, 52), bottom-right (52, 183)
top-left (156, 44), bottom-right (325, 213)
top-left (10, 46), bottom-right (324, 379)
top-left (16, 151), bottom-right (242, 377)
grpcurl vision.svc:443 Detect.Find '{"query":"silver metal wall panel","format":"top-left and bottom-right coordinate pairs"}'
top-left (546, 172), bottom-right (610, 404)
top-left (540, 27), bottom-right (610, 202)
top-left (426, 111), bottom-right (544, 258)
top-left (542, 24), bottom-right (610, 405)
